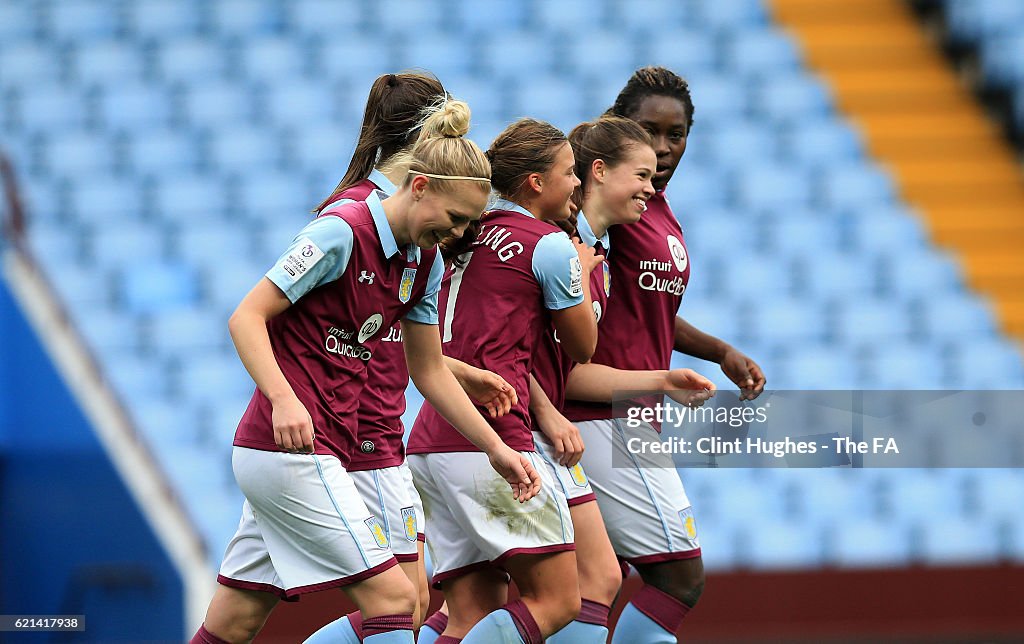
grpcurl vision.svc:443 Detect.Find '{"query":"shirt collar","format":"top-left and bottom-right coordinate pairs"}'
top-left (365, 190), bottom-right (422, 263)
top-left (575, 211), bottom-right (609, 251)
top-left (490, 197), bottom-right (537, 219)
top-left (368, 168), bottom-right (398, 197)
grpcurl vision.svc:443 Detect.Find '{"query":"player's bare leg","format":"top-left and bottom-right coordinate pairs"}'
top-left (439, 567), bottom-right (508, 639)
top-left (343, 564), bottom-right (418, 618)
top-left (610, 556), bottom-right (704, 642)
top-left (546, 501), bottom-right (621, 642)
top-left (200, 585), bottom-right (279, 644)
top-left (501, 551), bottom-right (581, 637)
top-left (396, 558), bottom-right (426, 629)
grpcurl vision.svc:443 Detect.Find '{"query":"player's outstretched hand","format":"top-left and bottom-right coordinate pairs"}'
top-left (573, 237), bottom-right (605, 274)
top-left (536, 409), bottom-right (585, 467)
top-left (664, 368), bottom-right (716, 408)
top-left (720, 350), bottom-right (766, 401)
top-left (272, 395), bottom-right (315, 454)
top-left (488, 445), bottom-right (542, 503)
top-left (460, 366), bottom-right (518, 418)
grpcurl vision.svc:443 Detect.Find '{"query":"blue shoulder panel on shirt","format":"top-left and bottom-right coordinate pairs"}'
top-left (533, 231), bottom-right (585, 310)
top-left (265, 215), bottom-right (355, 303)
top-left (404, 250), bottom-right (446, 325)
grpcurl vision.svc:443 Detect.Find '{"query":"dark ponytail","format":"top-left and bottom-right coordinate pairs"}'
top-left (314, 71), bottom-right (446, 213)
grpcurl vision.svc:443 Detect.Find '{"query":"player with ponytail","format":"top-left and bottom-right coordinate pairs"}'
top-left (191, 98), bottom-right (539, 644)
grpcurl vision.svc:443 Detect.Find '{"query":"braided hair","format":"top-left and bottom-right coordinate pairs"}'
top-left (608, 66), bottom-right (694, 132)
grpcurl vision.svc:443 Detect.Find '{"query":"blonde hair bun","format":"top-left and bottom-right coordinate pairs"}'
top-left (419, 98), bottom-right (472, 139)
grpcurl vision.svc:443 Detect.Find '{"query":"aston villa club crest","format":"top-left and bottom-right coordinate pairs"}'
top-left (679, 507), bottom-right (698, 541)
top-left (365, 517), bottom-right (389, 548)
top-left (603, 264), bottom-right (611, 297)
top-left (569, 464), bottom-right (589, 488)
top-left (399, 268), bottom-right (417, 303)
top-left (401, 506), bottom-right (418, 542)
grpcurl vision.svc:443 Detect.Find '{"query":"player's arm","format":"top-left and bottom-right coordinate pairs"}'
top-left (228, 279), bottom-right (313, 453)
top-left (443, 356), bottom-right (518, 418)
top-left (566, 362), bottom-right (716, 408)
top-left (673, 315), bottom-right (766, 400)
top-left (546, 237), bottom-right (604, 363)
top-left (529, 374), bottom-right (583, 466)
top-left (229, 216), bottom-right (355, 454)
top-left (402, 320), bottom-right (540, 501)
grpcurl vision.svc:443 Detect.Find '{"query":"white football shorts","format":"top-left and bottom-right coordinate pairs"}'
top-left (217, 447), bottom-right (397, 599)
top-left (349, 461), bottom-right (424, 563)
top-left (532, 431), bottom-right (598, 506)
top-left (576, 419), bottom-right (701, 565)
top-left (408, 450), bottom-right (574, 587)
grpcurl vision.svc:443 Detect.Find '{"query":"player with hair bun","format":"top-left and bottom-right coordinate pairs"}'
top-left (408, 118), bottom-right (602, 644)
top-left (563, 66), bottom-right (766, 643)
top-left (304, 73), bottom-right (518, 644)
top-left (191, 98), bottom-right (540, 644)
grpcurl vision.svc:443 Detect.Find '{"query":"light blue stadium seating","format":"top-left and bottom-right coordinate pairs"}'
top-left (153, 38), bottom-right (230, 84)
top-left (45, 0), bottom-right (122, 43)
top-left (11, 86), bottom-right (90, 134)
top-left (238, 36), bottom-right (311, 83)
top-left (124, 0), bottom-right (201, 40)
top-left (5, 0), bottom-right (1022, 573)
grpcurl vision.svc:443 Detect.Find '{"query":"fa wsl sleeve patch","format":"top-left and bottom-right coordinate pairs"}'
top-left (280, 237), bottom-right (325, 284)
top-left (569, 256), bottom-right (583, 297)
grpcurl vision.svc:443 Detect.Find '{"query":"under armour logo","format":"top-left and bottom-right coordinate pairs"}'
top-left (358, 271), bottom-right (375, 284)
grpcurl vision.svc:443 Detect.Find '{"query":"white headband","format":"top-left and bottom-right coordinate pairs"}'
top-left (409, 170), bottom-right (490, 183)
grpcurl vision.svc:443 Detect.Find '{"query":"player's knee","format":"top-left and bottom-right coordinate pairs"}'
top-left (558, 591), bottom-right (583, 630)
top-left (376, 573), bottom-right (419, 616)
top-left (579, 559), bottom-right (622, 606)
top-left (655, 566), bottom-right (705, 607)
top-left (208, 618), bottom-right (262, 644)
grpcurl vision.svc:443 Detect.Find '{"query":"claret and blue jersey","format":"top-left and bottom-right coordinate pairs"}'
top-left (233, 190), bottom-right (444, 466)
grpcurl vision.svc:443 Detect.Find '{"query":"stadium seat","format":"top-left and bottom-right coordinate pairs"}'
top-left (0, 43), bottom-right (63, 89)
top-left (37, 131), bottom-right (119, 178)
top-left (0, 2), bottom-right (37, 43)
top-left (232, 171), bottom-right (312, 221)
top-left (45, 0), bottom-right (122, 43)
top-left (124, 0), bottom-right (201, 40)
top-left (752, 72), bottom-right (833, 123)
top-left (176, 354), bottom-right (255, 408)
top-left (123, 128), bottom-right (203, 177)
top-left (153, 38), bottom-right (230, 84)
top-left (395, 35), bottom-right (478, 84)
top-left (831, 516), bottom-right (913, 567)
top-left (817, 163), bottom-right (896, 211)
top-left (151, 174), bottom-right (230, 220)
top-left (451, 0), bottom-right (529, 34)
top-left (180, 82), bottom-right (258, 127)
top-left (564, 31), bottom-right (638, 81)
top-left (209, 0), bottom-right (282, 38)
top-left (238, 36), bottom-right (312, 83)
top-left (10, 86), bottom-right (91, 134)
top-left (697, 0), bottom-right (768, 30)
top-left (119, 261), bottom-right (199, 314)
top-left (782, 117), bottom-right (864, 167)
top-left (743, 518), bottom-right (827, 569)
top-left (317, 37), bottom-right (394, 85)
top-left (67, 176), bottom-right (146, 223)
top-left (285, 0), bottom-right (364, 37)
top-left (703, 119), bottom-right (782, 166)
top-left (85, 223), bottom-right (167, 270)
top-left (207, 126), bottom-right (284, 173)
top-left (96, 83), bottom-right (176, 132)
top-left (479, 32), bottom-right (557, 81)
top-left (371, 0), bottom-right (448, 38)
top-left (69, 41), bottom-right (147, 87)
top-left (721, 27), bottom-right (801, 77)
top-left (734, 165), bottom-right (814, 210)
